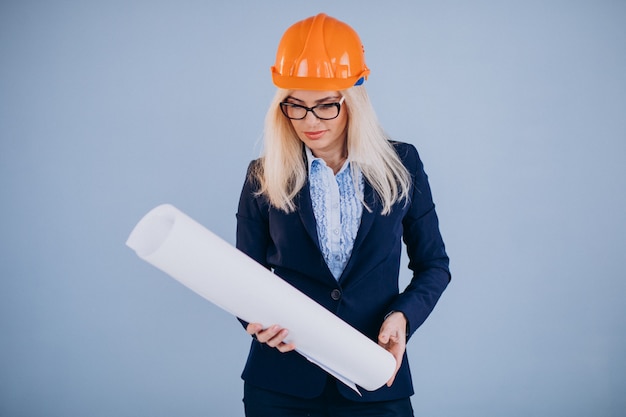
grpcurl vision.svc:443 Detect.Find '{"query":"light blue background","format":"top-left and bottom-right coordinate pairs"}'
top-left (1, 1), bottom-right (625, 416)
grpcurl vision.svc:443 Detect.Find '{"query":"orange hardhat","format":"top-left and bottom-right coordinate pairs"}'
top-left (271, 13), bottom-right (370, 90)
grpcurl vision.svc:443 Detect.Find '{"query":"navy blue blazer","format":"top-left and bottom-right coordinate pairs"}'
top-left (235, 141), bottom-right (450, 402)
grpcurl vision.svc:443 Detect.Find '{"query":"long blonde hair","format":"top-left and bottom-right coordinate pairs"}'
top-left (252, 85), bottom-right (411, 215)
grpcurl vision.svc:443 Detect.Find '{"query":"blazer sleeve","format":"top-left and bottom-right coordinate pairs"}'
top-left (235, 160), bottom-right (270, 330)
top-left (389, 143), bottom-right (450, 339)
top-left (236, 160), bottom-right (270, 267)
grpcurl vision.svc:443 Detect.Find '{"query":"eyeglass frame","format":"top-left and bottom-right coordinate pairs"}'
top-left (279, 96), bottom-right (346, 120)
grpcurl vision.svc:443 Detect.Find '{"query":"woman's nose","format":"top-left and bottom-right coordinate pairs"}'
top-left (304, 109), bottom-right (320, 123)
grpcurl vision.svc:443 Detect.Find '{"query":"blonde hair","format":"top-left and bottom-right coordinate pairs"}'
top-left (253, 85), bottom-right (411, 215)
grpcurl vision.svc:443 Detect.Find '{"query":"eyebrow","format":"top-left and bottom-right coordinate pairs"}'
top-left (285, 95), bottom-right (341, 104)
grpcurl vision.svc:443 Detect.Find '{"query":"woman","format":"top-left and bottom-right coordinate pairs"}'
top-left (236, 13), bottom-right (450, 417)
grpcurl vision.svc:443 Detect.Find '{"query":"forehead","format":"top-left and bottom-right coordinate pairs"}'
top-left (287, 90), bottom-right (342, 103)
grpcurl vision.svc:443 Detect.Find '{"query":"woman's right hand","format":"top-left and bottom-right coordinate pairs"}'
top-left (246, 323), bottom-right (296, 353)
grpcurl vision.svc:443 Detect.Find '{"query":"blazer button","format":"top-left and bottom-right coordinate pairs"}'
top-left (330, 289), bottom-right (342, 301)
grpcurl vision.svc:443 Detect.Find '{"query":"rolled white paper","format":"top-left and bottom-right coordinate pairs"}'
top-left (126, 204), bottom-right (396, 393)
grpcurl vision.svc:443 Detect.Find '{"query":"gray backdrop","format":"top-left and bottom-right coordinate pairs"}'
top-left (1, 1), bottom-right (625, 416)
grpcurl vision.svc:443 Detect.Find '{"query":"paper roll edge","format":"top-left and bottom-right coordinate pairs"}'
top-left (126, 203), bottom-right (179, 258)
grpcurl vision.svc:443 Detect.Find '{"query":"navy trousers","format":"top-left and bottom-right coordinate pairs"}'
top-left (243, 377), bottom-right (414, 417)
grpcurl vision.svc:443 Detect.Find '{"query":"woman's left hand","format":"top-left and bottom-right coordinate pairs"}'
top-left (378, 311), bottom-right (407, 387)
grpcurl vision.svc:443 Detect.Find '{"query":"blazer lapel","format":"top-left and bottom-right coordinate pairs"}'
top-left (297, 181), bottom-right (321, 250)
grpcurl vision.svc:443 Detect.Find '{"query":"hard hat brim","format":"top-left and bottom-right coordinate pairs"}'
top-left (271, 67), bottom-right (370, 91)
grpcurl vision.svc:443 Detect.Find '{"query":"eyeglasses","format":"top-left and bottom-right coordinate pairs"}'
top-left (279, 96), bottom-right (345, 120)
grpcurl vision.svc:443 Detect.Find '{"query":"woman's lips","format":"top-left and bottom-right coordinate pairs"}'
top-left (304, 130), bottom-right (327, 140)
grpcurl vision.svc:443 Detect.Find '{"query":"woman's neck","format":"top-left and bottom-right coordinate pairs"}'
top-left (310, 144), bottom-right (348, 174)
top-left (316, 151), bottom-right (347, 174)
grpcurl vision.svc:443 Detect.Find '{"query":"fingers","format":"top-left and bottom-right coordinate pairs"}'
top-left (246, 323), bottom-right (263, 335)
top-left (378, 322), bottom-right (403, 348)
top-left (378, 329), bottom-right (400, 346)
top-left (275, 340), bottom-right (296, 353)
top-left (378, 315), bottom-right (407, 387)
top-left (246, 323), bottom-right (296, 353)
top-left (378, 330), bottom-right (390, 345)
top-left (383, 340), bottom-right (404, 387)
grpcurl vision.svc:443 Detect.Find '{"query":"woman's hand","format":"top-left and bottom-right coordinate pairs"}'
top-left (378, 311), bottom-right (407, 387)
top-left (246, 323), bottom-right (296, 353)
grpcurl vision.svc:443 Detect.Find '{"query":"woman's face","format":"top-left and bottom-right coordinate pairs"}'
top-left (282, 90), bottom-right (348, 157)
